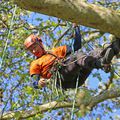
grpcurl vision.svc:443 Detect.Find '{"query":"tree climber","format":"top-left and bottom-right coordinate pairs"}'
top-left (24, 25), bottom-right (120, 89)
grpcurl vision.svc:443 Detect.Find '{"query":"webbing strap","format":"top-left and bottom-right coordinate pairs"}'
top-left (46, 51), bottom-right (60, 59)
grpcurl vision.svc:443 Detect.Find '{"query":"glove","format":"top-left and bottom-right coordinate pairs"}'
top-left (33, 81), bottom-right (39, 89)
top-left (33, 79), bottom-right (46, 89)
top-left (32, 74), bottom-right (41, 89)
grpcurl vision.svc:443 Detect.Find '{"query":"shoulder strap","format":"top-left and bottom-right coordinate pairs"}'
top-left (46, 51), bottom-right (60, 59)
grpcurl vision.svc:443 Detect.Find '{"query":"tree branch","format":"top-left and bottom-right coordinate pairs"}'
top-left (14, 0), bottom-right (120, 37)
top-left (1, 87), bottom-right (120, 120)
top-left (88, 87), bottom-right (120, 108)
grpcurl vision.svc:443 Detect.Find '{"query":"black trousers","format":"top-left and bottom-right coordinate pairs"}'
top-left (57, 49), bottom-right (103, 89)
top-left (56, 37), bottom-right (120, 89)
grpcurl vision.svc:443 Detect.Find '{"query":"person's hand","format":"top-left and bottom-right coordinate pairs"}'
top-left (73, 23), bottom-right (78, 27)
top-left (103, 64), bottom-right (111, 73)
top-left (38, 78), bottom-right (46, 87)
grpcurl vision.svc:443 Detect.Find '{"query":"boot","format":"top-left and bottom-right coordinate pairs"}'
top-left (100, 37), bottom-right (120, 58)
top-left (111, 37), bottom-right (120, 55)
top-left (93, 48), bottom-right (114, 73)
top-left (93, 37), bottom-right (120, 71)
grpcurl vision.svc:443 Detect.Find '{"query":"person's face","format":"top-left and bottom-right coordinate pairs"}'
top-left (28, 42), bottom-right (45, 57)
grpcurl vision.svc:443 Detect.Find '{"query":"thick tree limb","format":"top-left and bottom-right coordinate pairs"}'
top-left (89, 87), bottom-right (120, 108)
top-left (14, 0), bottom-right (120, 37)
top-left (1, 87), bottom-right (120, 120)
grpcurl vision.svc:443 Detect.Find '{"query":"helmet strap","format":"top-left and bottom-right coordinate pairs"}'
top-left (35, 38), bottom-right (45, 52)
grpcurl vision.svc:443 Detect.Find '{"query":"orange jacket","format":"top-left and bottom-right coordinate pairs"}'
top-left (30, 45), bottom-right (67, 79)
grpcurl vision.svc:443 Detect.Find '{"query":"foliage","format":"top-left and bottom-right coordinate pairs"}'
top-left (0, 0), bottom-right (120, 120)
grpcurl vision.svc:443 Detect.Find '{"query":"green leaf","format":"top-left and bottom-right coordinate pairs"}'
top-left (14, 111), bottom-right (21, 119)
top-left (76, 111), bottom-right (83, 118)
top-left (24, 86), bottom-right (33, 95)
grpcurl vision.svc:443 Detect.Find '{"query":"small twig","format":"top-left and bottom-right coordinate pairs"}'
top-left (0, 81), bottom-right (21, 119)
top-left (98, 70), bottom-right (114, 95)
top-left (104, 71), bottom-right (114, 89)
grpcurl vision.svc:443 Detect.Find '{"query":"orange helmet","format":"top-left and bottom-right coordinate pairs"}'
top-left (24, 34), bottom-right (45, 57)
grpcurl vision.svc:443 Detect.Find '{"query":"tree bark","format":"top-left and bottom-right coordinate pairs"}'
top-left (14, 0), bottom-right (120, 37)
